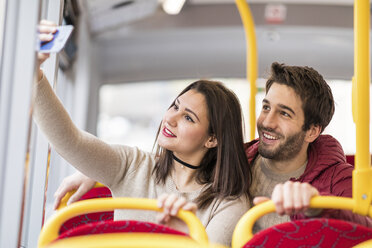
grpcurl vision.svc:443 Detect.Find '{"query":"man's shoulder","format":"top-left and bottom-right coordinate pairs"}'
top-left (310, 134), bottom-right (346, 161)
top-left (244, 139), bottom-right (259, 149)
top-left (304, 134), bottom-right (352, 181)
top-left (244, 139), bottom-right (260, 163)
top-left (313, 134), bottom-right (342, 146)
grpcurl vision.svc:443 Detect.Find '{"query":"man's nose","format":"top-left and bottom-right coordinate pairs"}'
top-left (262, 111), bottom-right (277, 130)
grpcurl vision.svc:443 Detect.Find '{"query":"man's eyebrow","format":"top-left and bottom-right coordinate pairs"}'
top-left (262, 99), bottom-right (296, 116)
top-left (278, 103), bottom-right (296, 116)
top-left (176, 98), bottom-right (200, 122)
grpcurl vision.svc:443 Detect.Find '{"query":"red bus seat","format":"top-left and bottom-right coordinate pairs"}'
top-left (346, 155), bottom-right (355, 165)
top-left (243, 218), bottom-right (372, 248)
top-left (59, 186), bottom-right (113, 234)
top-left (58, 220), bottom-right (187, 240)
top-left (39, 198), bottom-right (211, 248)
top-left (345, 154), bottom-right (372, 166)
top-left (55, 188), bottom-right (193, 245)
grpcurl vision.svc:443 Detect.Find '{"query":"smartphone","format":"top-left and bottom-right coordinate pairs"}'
top-left (38, 25), bottom-right (74, 53)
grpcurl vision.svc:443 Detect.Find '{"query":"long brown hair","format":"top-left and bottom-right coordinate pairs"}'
top-left (153, 80), bottom-right (252, 209)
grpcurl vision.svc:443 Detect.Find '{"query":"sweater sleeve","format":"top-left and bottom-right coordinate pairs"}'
top-left (33, 74), bottom-right (125, 187)
top-left (205, 196), bottom-right (250, 246)
top-left (292, 165), bottom-right (372, 228)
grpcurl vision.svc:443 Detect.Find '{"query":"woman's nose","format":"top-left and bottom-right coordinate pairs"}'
top-left (164, 110), bottom-right (178, 127)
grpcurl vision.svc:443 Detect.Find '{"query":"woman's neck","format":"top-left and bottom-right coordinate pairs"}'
top-left (171, 162), bottom-right (201, 192)
top-left (170, 152), bottom-right (205, 191)
top-left (172, 154), bottom-right (199, 169)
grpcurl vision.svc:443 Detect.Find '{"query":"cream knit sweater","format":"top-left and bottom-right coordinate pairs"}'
top-left (33, 75), bottom-right (250, 246)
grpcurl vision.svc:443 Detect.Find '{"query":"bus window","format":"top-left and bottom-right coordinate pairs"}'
top-left (0, 0), bottom-right (44, 247)
top-left (325, 79), bottom-right (355, 155)
top-left (0, 0), bottom-right (6, 71)
top-left (98, 78), bottom-right (361, 157)
top-left (98, 78), bottom-right (255, 150)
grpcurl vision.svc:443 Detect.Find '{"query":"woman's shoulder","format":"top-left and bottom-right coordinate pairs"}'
top-left (113, 144), bottom-right (156, 160)
top-left (109, 144), bottom-right (158, 191)
top-left (110, 144), bottom-right (158, 173)
top-left (222, 194), bottom-right (251, 207)
top-left (198, 194), bottom-right (250, 232)
top-left (210, 194), bottom-right (251, 215)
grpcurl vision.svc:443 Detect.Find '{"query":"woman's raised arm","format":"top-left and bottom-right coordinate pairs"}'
top-left (34, 21), bottom-right (124, 187)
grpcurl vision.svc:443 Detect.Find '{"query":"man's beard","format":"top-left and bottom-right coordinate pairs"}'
top-left (258, 127), bottom-right (306, 161)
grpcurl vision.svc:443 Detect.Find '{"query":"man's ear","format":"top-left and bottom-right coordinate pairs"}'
top-left (205, 135), bottom-right (218, 148)
top-left (305, 124), bottom-right (321, 143)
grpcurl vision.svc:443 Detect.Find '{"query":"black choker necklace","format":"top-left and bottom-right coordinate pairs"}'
top-left (172, 154), bottom-right (199, 169)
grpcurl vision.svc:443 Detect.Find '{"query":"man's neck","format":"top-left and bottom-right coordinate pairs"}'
top-left (263, 149), bottom-right (308, 174)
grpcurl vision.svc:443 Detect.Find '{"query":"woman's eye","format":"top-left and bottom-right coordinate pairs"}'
top-left (262, 105), bottom-right (270, 111)
top-left (173, 104), bottom-right (179, 110)
top-left (185, 115), bottom-right (194, 123)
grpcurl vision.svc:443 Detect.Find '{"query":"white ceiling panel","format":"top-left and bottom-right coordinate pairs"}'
top-left (189, 0), bottom-right (356, 5)
top-left (83, 0), bottom-right (158, 34)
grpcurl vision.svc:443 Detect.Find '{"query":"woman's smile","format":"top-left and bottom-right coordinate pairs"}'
top-left (162, 127), bottom-right (176, 138)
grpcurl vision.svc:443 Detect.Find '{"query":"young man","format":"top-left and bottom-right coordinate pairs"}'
top-left (54, 62), bottom-right (372, 230)
top-left (248, 62), bottom-right (372, 231)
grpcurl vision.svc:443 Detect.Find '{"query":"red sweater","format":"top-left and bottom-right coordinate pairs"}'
top-left (245, 134), bottom-right (372, 227)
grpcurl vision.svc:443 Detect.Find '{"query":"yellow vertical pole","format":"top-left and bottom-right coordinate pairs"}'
top-left (235, 0), bottom-right (258, 140)
top-left (352, 0), bottom-right (372, 215)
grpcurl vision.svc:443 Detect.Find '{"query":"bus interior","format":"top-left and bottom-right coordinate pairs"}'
top-left (0, 0), bottom-right (371, 247)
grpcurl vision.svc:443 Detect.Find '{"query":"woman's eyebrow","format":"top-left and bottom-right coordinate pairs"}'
top-left (176, 98), bottom-right (200, 122)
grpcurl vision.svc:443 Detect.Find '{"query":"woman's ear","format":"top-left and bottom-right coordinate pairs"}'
top-left (305, 124), bottom-right (321, 143)
top-left (205, 136), bottom-right (218, 148)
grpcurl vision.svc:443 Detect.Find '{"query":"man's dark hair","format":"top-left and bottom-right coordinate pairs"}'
top-left (266, 62), bottom-right (335, 132)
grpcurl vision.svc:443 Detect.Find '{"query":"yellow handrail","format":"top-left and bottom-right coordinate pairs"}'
top-left (235, 0), bottom-right (258, 140)
top-left (354, 239), bottom-right (372, 247)
top-left (38, 198), bottom-right (209, 248)
top-left (231, 196), bottom-right (371, 248)
top-left (352, 0), bottom-right (372, 216)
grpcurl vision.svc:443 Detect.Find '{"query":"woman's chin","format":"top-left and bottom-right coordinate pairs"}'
top-left (157, 139), bottom-right (169, 150)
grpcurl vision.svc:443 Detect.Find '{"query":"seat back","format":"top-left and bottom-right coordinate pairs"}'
top-left (346, 155), bottom-right (355, 165)
top-left (243, 218), bottom-right (372, 248)
top-left (38, 198), bottom-right (210, 248)
top-left (58, 220), bottom-right (187, 240)
top-left (59, 186), bottom-right (113, 234)
top-left (232, 196), bottom-right (372, 248)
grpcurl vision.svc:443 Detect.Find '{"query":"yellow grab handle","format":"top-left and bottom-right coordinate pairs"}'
top-left (57, 182), bottom-right (107, 210)
top-left (232, 196), bottom-right (360, 248)
top-left (235, 0), bottom-right (258, 140)
top-left (38, 198), bottom-right (208, 248)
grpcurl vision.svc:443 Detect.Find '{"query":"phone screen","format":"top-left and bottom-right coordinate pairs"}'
top-left (38, 25), bottom-right (74, 53)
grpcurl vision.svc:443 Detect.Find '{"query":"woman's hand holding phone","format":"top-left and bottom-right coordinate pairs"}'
top-left (37, 20), bottom-right (57, 80)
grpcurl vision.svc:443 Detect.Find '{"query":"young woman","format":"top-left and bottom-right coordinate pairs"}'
top-left (35, 21), bottom-right (252, 246)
